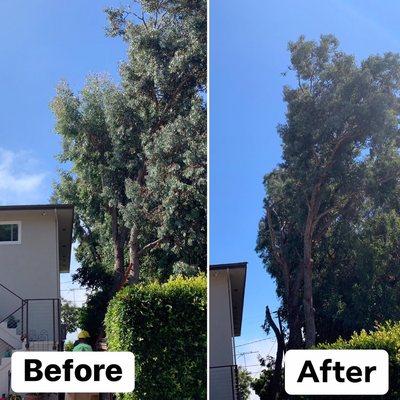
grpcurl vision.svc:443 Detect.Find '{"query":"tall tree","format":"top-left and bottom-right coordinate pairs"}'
top-left (52, 78), bottom-right (136, 293)
top-left (52, 0), bottom-right (206, 336)
top-left (257, 35), bottom-right (400, 348)
top-left (106, 0), bottom-right (207, 283)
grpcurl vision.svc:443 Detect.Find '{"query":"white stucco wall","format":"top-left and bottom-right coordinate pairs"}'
top-left (210, 269), bottom-right (235, 366)
top-left (210, 269), bottom-right (237, 400)
top-left (0, 210), bottom-right (59, 341)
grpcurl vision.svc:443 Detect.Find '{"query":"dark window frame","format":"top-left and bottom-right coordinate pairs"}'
top-left (0, 221), bottom-right (21, 244)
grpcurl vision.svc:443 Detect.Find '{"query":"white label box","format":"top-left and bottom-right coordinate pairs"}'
top-left (285, 349), bottom-right (388, 395)
top-left (11, 351), bottom-right (135, 393)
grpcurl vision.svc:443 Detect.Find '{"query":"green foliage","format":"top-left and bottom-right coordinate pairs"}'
top-left (61, 300), bottom-right (81, 334)
top-left (257, 34), bottom-right (400, 347)
top-left (52, 0), bottom-right (206, 286)
top-left (252, 369), bottom-right (275, 399)
top-left (52, 0), bottom-right (206, 338)
top-left (315, 210), bottom-right (400, 342)
top-left (251, 356), bottom-right (284, 400)
top-left (64, 341), bottom-right (74, 352)
top-left (51, 77), bottom-right (134, 291)
top-left (315, 322), bottom-right (400, 399)
top-left (79, 289), bottom-right (112, 343)
top-left (237, 367), bottom-right (253, 400)
top-left (105, 275), bottom-right (206, 400)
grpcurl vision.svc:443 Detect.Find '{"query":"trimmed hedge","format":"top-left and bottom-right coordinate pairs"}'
top-left (315, 322), bottom-right (400, 399)
top-left (105, 275), bottom-right (206, 400)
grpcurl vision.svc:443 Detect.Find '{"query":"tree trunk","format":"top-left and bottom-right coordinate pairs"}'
top-left (265, 204), bottom-right (305, 349)
top-left (261, 307), bottom-right (286, 400)
top-left (303, 232), bottom-right (316, 348)
top-left (110, 206), bottom-right (125, 292)
top-left (287, 261), bottom-right (304, 349)
top-left (128, 227), bottom-right (140, 284)
top-left (287, 303), bottom-right (302, 349)
top-left (111, 206), bottom-right (124, 285)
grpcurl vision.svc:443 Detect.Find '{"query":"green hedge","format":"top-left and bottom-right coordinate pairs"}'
top-left (315, 322), bottom-right (400, 399)
top-left (105, 275), bottom-right (206, 400)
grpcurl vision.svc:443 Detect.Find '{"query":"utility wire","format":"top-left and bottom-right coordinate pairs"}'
top-left (235, 337), bottom-right (273, 347)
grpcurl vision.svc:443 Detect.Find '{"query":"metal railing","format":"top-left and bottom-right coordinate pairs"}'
top-left (23, 298), bottom-right (62, 351)
top-left (210, 365), bottom-right (241, 400)
top-left (0, 283), bottom-right (61, 351)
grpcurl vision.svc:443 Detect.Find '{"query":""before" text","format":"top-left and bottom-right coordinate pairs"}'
top-left (25, 359), bottom-right (123, 382)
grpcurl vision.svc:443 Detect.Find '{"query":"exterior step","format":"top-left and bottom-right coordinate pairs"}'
top-left (0, 322), bottom-right (17, 337)
top-left (0, 323), bottom-right (21, 350)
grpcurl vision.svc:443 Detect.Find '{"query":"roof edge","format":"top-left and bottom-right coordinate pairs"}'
top-left (0, 204), bottom-right (74, 211)
top-left (210, 262), bottom-right (247, 270)
top-left (234, 264), bottom-right (247, 337)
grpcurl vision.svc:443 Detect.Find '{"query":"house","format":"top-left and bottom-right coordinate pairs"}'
top-left (0, 204), bottom-right (73, 394)
top-left (209, 262), bottom-right (247, 400)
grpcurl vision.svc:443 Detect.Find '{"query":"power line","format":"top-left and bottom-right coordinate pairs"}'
top-left (237, 351), bottom-right (259, 368)
top-left (237, 351), bottom-right (258, 357)
top-left (266, 339), bottom-right (277, 357)
top-left (240, 364), bottom-right (263, 368)
top-left (235, 337), bottom-right (273, 347)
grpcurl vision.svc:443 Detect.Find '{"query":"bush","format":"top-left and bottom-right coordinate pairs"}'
top-left (105, 275), bottom-right (206, 400)
top-left (64, 340), bottom-right (74, 351)
top-left (314, 321), bottom-right (400, 399)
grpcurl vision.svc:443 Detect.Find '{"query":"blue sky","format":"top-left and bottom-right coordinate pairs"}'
top-left (0, 1), bottom-right (129, 309)
top-left (210, 0), bottom-right (400, 381)
top-left (0, 0), bottom-right (128, 205)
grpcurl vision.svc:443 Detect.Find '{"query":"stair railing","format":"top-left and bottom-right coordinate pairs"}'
top-left (0, 283), bottom-right (61, 351)
top-left (23, 298), bottom-right (62, 351)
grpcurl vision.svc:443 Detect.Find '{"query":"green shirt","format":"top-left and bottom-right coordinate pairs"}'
top-left (73, 343), bottom-right (93, 352)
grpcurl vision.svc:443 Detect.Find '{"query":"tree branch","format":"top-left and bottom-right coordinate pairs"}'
top-left (138, 237), bottom-right (164, 256)
top-left (266, 205), bottom-right (290, 296)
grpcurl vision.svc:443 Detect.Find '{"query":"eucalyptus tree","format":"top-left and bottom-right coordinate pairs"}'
top-left (52, 78), bottom-right (137, 292)
top-left (52, 0), bottom-right (206, 340)
top-left (105, 0), bottom-right (207, 283)
top-left (52, 0), bottom-right (206, 304)
top-left (257, 35), bottom-right (400, 348)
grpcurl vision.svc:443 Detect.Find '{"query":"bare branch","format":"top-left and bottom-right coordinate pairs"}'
top-left (132, 11), bottom-right (149, 30)
top-left (138, 237), bottom-right (164, 256)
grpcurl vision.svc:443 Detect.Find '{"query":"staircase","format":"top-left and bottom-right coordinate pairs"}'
top-left (0, 322), bottom-right (23, 395)
top-left (0, 282), bottom-right (62, 396)
top-left (0, 322), bottom-right (22, 350)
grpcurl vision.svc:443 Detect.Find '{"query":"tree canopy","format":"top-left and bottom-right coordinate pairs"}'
top-left (257, 34), bottom-right (400, 349)
top-left (52, 0), bottom-right (206, 338)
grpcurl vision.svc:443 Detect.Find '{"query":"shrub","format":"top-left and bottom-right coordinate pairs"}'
top-left (64, 340), bottom-right (74, 351)
top-left (105, 275), bottom-right (206, 400)
top-left (314, 321), bottom-right (400, 399)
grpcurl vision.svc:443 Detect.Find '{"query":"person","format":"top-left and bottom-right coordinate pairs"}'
top-left (66, 331), bottom-right (98, 400)
top-left (73, 330), bottom-right (93, 352)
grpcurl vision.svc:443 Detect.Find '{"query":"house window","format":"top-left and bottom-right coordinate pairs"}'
top-left (0, 222), bottom-right (21, 244)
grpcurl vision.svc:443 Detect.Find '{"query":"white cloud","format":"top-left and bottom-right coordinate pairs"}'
top-left (0, 148), bottom-right (47, 204)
